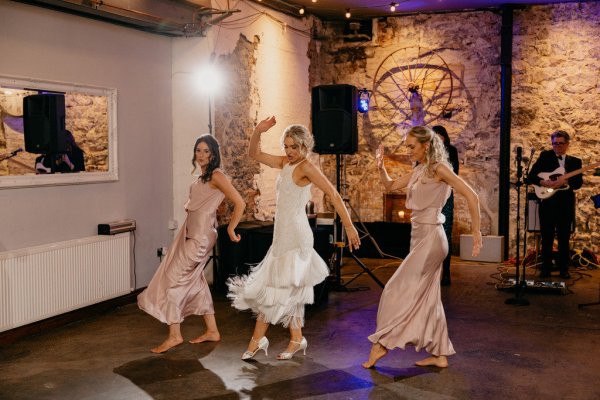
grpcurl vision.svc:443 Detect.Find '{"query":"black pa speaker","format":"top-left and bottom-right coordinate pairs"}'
top-left (23, 94), bottom-right (67, 154)
top-left (311, 84), bottom-right (358, 154)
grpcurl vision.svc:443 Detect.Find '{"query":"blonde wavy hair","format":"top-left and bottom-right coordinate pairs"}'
top-left (408, 126), bottom-right (449, 175)
top-left (280, 124), bottom-right (314, 156)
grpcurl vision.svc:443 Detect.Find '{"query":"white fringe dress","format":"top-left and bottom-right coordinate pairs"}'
top-left (227, 161), bottom-right (329, 328)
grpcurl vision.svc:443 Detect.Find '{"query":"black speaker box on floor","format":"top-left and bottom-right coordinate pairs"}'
top-left (352, 222), bottom-right (411, 259)
top-left (23, 94), bottom-right (67, 154)
top-left (215, 222), bottom-right (333, 307)
top-left (311, 84), bottom-right (358, 154)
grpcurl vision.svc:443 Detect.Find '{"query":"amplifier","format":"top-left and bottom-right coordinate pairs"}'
top-left (460, 235), bottom-right (504, 262)
top-left (98, 219), bottom-right (136, 235)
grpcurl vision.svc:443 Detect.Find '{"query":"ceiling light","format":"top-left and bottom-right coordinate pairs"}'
top-left (390, 2), bottom-right (398, 12)
top-left (299, 6), bottom-right (305, 15)
top-left (345, 9), bottom-right (351, 19)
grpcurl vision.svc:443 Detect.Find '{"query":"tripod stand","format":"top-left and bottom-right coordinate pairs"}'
top-left (506, 147), bottom-right (530, 306)
top-left (329, 154), bottom-right (385, 291)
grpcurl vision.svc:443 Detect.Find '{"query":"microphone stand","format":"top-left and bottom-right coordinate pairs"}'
top-left (521, 152), bottom-right (534, 282)
top-left (506, 147), bottom-right (530, 306)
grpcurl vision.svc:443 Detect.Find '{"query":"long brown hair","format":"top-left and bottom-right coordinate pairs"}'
top-left (191, 134), bottom-right (221, 183)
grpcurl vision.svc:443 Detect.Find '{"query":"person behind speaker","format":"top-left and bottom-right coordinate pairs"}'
top-left (227, 116), bottom-right (360, 361)
top-left (137, 134), bottom-right (245, 353)
top-left (363, 126), bottom-right (481, 369)
top-left (35, 130), bottom-right (85, 174)
top-left (526, 130), bottom-right (582, 279)
top-left (432, 125), bottom-right (459, 286)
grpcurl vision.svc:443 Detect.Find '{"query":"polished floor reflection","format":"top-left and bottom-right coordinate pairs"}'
top-left (1, 257), bottom-right (599, 399)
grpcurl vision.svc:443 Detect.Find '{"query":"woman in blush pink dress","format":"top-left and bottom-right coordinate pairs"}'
top-left (138, 134), bottom-right (245, 353)
top-left (363, 126), bottom-right (482, 369)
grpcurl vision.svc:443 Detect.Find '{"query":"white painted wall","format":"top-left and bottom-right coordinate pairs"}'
top-left (0, 0), bottom-right (312, 292)
top-left (0, 2), bottom-right (173, 288)
top-left (171, 1), bottom-right (312, 226)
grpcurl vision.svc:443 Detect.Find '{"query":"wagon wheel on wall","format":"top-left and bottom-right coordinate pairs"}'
top-left (372, 47), bottom-right (453, 126)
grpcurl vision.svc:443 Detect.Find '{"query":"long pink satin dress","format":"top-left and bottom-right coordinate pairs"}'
top-left (137, 172), bottom-right (225, 325)
top-left (368, 163), bottom-right (455, 357)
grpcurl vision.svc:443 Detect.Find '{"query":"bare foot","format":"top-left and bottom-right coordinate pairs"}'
top-left (150, 337), bottom-right (183, 353)
top-left (362, 343), bottom-right (388, 369)
top-left (415, 355), bottom-right (448, 368)
top-left (189, 331), bottom-right (221, 344)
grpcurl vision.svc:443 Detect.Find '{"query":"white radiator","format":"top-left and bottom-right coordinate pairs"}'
top-left (0, 233), bottom-right (132, 332)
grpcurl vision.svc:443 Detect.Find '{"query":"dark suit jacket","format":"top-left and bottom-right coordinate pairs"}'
top-left (527, 149), bottom-right (583, 203)
top-left (446, 144), bottom-right (459, 175)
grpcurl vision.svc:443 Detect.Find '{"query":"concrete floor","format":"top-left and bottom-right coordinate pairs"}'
top-left (1, 257), bottom-right (599, 400)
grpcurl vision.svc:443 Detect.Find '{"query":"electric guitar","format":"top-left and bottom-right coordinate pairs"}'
top-left (533, 162), bottom-right (600, 200)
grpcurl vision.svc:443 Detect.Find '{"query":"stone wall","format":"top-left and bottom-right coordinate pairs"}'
top-left (212, 3), bottom-right (600, 257)
top-left (214, 34), bottom-right (260, 224)
top-left (512, 2), bottom-right (600, 255)
top-left (308, 11), bottom-right (502, 253)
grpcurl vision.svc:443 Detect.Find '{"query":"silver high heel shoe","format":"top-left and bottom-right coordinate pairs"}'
top-left (277, 337), bottom-right (307, 360)
top-left (241, 337), bottom-right (269, 360)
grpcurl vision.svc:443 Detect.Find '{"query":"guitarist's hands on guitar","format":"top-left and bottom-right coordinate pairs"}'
top-left (533, 162), bottom-right (598, 200)
top-left (541, 175), bottom-right (567, 189)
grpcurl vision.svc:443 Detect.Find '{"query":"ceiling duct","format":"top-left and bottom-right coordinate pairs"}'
top-left (12, 0), bottom-right (239, 37)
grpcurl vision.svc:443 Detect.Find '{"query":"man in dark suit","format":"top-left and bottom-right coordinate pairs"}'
top-left (527, 130), bottom-right (582, 279)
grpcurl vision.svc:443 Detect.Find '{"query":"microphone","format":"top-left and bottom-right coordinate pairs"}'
top-left (516, 146), bottom-right (522, 162)
top-left (10, 148), bottom-right (23, 156)
top-left (530, 147), bottom-right (535, 158)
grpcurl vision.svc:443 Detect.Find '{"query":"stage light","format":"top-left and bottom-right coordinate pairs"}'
top-left (299, 6), bottom-right (305, 15)
top-left (390, 2), bottom-right (398, 12)
top-left (357, 88), bottom-right (371, 113)
top-left (193, 53), bottom-right (224, 134)
top-left (345, 9), bottom-right (351, 18)
top-left (194, 56), bottom-right (224, 97)
top-left (312, 0), bottom-right (317, 3)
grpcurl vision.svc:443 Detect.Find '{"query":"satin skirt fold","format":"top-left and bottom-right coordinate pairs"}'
top-left (367, 221), bottom-right (455, 357)
top-left (138, 219), bottom-right (216, 325)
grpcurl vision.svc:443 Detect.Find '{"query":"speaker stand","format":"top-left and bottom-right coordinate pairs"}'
top-left (330, 154), bottom-right (385, 291)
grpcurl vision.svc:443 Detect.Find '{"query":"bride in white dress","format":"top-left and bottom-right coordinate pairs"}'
top-left (227, 116), bottom-right (360, 360)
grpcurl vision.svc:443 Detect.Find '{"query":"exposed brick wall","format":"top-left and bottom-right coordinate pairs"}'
top-left (512, 2), bottom-right (600, 255)
top-left (307, 4), bottom-right (599, 256)
top-left (214, 34), bottom-right (261, 224)
top-left (308, 11), bottom-right (502, 254)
